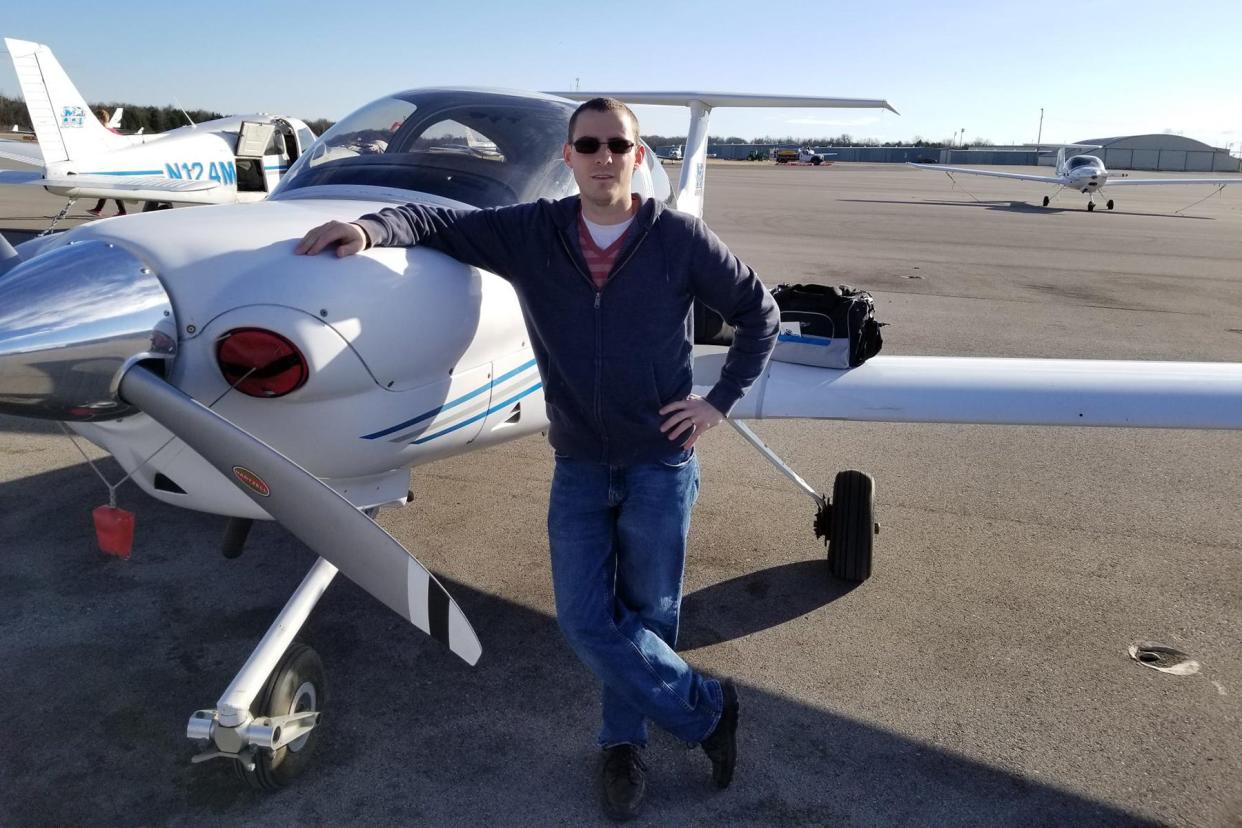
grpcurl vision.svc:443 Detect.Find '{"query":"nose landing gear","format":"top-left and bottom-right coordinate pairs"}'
top-left (231, 642), bottom-right (326, 790)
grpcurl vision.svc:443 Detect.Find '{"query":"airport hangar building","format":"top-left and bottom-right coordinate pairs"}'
top-left (706, 134), bottom-right (1240, 172)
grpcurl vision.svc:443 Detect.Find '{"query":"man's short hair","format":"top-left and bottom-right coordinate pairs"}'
top-left (567, 97), bottom-right (639, 144)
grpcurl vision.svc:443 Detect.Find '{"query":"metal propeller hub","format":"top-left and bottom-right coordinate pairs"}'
top-left (0, 239), bottom-right (175, 421)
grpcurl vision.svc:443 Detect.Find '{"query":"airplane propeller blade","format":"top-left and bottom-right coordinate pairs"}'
top-left (0, 233), bottom-right (20, 276)
top-left (117, 365), bottom-right (483, 666)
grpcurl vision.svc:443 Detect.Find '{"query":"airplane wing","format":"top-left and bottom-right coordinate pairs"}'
top-left (0, 170), bottom-right (43, 185)
top-left (906, 162), bottom-right (1065, 184)
top-left (549, 91), bottom-right (899, 114)
top-left (1104, 176), bottom-right (1242, 187)
top-left (0, 140), bottom-right (45, 166)
top-left (36, 175), bottom-right (222, 203)
top-left (693, 352), bottom-right (1242, 430)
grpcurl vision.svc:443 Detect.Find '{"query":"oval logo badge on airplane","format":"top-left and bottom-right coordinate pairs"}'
top-left (232, 466), bottom-right (271, 497)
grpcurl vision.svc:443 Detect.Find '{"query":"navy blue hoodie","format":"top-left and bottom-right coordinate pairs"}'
top-left (355, 196), bottom-right (778, 466)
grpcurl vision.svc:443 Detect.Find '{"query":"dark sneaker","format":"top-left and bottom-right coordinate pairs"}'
top-left (700, 679), bottom-right (739, 788)
top-left (600, 744), bottom-right (647, 821)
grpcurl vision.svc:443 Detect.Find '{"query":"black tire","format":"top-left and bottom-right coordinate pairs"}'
top-left (232, 642), bottom-right (325, 790)
top-left (1042, 196), bottom-right (1050, 207)
top-left (812, 157), bottom-right (822, 166)
top-left (1087, 201), bottom-right (1095, 212)
top-left (1106, 199), bottom-right (1114, 210)
top-left (828, 470), bottom-right (874, 582)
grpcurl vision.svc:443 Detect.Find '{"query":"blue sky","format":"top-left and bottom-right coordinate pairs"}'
top-left (3, 0), bottom-right (1239, 150)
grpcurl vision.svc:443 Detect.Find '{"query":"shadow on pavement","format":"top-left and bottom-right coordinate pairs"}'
top-left (0, 461), bottom-right (1158, 827)
top-left (679, 560), bottom-right (856, 650)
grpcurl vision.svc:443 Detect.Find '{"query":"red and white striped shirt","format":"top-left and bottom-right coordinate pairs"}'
top-left (577, 205), bottom-right (637, 290)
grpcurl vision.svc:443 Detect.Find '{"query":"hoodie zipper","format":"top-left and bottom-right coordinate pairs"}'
top-left (557, 230), bottom-right (610, 455)
top-left (556, 221), bottom-right (654, 463)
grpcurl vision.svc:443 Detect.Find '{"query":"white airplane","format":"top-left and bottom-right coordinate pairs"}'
top-left (907, 145), bottom-right (1242, 211)
top-left (1, 87), bottom-right (1240, 791)
top-left (0, 38), bottom-right (316, 213)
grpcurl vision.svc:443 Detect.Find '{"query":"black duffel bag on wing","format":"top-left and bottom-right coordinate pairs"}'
top-left (770, 283), bottom-right (883, 369)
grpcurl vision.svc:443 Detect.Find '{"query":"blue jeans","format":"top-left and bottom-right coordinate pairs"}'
top-left (547, 449), bottom-right (723, 748)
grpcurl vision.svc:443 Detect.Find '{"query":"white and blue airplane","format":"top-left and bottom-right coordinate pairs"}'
top-left (908, 145), bottom-right (1242, 211)
top-left (0, 87), bottom-right (1239, 791)
top-left (0, 38), bottom-right (315, 212)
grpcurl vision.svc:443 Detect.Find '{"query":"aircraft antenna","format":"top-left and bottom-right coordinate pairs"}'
top-left (174, 97), bottom-right (197, 128)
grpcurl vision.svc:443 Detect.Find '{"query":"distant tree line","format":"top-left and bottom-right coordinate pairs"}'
top-left (303, 118), bottom-right (335, 135)
top-left (0, 94), bottom-right (336, 136)
top-left (642, 133), bottom-right (995, 148)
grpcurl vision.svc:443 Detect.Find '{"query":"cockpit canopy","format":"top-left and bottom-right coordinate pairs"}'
top-left (274, 89), bottom-right (580, 208)
top-left (1066, 155), bottom-right (1103, 170)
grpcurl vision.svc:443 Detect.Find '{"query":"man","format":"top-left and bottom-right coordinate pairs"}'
top-left (86, 110), bottom-right (128, 218)
top-left (297, 97), bottom-right (778, 821)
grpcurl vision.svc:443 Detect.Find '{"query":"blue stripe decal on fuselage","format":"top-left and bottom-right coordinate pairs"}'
top-left (78, 169), bottom-right (164, 176)
top-left (412, 383), bottom-right (542, 445)
top-left (361, 358), bottom-right (539, 440)
top-left (264, 165), bottom-right (289, 172)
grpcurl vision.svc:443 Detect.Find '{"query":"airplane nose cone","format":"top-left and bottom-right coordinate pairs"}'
top-left (0, 239), bottom-right (176, 421)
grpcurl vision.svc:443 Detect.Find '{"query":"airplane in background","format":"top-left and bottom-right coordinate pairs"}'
top-left (907, 145), bottom-right (1242, 211)
top-left (1, 86), bottom-right (1240, 792)
top-left (0, 38), bottom-right (315, 215)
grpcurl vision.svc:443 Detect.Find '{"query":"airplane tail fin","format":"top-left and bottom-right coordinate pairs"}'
top-left (4, 38), bottom-right (130, 164)
top-left (546, 92), bottom-right (898, 217)
top-left (1054, 144), bottom-right (1103, 174)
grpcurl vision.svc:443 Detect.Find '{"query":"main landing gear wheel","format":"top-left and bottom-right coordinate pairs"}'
top-left (1106, 199), bottom-right (1115, 210)
top-left (1042, 195), bottom-right (1050, 207)
top-left (814, 470), bottom-right (876, 582)
top-left (1087, 201), bottom-right (1096, 212)
top-left (233, 642), bottom-right (325, 790)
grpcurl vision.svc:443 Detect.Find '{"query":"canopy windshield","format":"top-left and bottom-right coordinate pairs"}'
top-left (1067, 155), bottom-right (1102, 169)
top-left (276, 90), bottom-right (578, 208)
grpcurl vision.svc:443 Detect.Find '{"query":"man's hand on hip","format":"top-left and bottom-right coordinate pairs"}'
top-left (295, 221), bottom-right (368, 257)
top-left (659, 394), bottom-right (724, 449)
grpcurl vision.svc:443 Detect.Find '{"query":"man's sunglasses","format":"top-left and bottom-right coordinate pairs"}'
top-left (571, 137), bottom-right (635, 155)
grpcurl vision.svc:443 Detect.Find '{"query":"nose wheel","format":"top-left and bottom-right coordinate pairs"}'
top-left (232, 642), bottom-right (326, 790)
